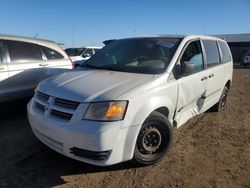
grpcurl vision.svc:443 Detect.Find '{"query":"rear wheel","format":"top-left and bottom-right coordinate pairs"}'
top-left (213, 86), bottom-right (229, 112)
top-left (132, 111), bottom-right (173, 166)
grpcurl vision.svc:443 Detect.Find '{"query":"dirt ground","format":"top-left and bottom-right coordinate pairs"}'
top-left (0, 68), bottom-right (250, 188)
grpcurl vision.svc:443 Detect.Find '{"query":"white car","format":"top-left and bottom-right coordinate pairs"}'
top-left (28, 35), bottom-right (233, 166)
top-left (0, 34), bottom-right (73, 102)
top-left (242, 51), bottom-right (250, 67)
top-left (65, 47), bottom-right (102, 66)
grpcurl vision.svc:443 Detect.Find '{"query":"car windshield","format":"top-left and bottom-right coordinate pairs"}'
top-left (65, 48), bottom-right (86, 56)
top-left (83, 38), bottom-right (182, 74)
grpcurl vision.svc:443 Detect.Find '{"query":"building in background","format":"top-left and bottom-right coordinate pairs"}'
top-left (216, 33), bottom-right (250, 64)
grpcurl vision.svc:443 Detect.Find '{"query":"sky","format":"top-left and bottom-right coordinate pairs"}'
top-left (0, 0), bottom-right (249, 48)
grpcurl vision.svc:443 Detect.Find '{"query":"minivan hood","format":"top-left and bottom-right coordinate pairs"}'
top-left (38, 69), bottom-right (154, 102)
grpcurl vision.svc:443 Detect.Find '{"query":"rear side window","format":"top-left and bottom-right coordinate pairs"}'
top-left (7, 40), bottom-right (43, 62)
top-left (218, 41), bottom-right (231, 63)
top-left (41, 46), bottom-right (64, 60)
top-left (202, 40), bottom-right (220, 67)
top-left (65, 48), bottom-right (75, 56)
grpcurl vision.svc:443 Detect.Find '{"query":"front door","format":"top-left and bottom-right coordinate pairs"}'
top-left (174, 40), bottom-right (208, 127)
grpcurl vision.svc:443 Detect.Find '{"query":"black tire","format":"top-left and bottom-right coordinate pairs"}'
top-left (132, 111), bottom-right (173, 166)
top-left (213, 86), bottom-right (229, 112)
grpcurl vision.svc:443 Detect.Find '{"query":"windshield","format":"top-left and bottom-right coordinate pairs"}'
top-left (83, 38), bottom-right (182, 74)
top-left (65, 48), bottom-right (86, 56)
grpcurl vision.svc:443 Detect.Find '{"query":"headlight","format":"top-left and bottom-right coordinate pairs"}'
top-left (83, 101), bottom-right (128, 121)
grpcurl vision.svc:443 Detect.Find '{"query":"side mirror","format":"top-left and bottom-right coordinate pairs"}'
top-left (181, 61), bottom-right (196, 76)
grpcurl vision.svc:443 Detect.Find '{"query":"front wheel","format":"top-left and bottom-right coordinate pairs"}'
top-left (132, 111), bottom-right (173, 166)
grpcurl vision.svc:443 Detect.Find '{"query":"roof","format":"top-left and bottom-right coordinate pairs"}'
top-left (107, 34), bottom-right (250, 43)
top-left (214, 33), bottom-right (250, 43)
top-left (109, 34), bottom-right (225, 41)
top-left (120, 34), bottom-right (186, 40)
top-left (0, 33), bottom-right (67, 57)
top-left (0, 33), bottom-right (55, 43)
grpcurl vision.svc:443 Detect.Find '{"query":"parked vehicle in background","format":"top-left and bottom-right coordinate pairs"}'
top-left (0, 34), bottom-right (73, 102)
top-left (28, 35), bottom-right (233, 166)
top-left (242, 51), bottom-right (250, 67)
top-left (103, 39), bottom-right (116, 46)
top-left (65, 46), bottom-right (102, 66)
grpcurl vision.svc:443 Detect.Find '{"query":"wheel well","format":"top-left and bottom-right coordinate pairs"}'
top-left (154, 107), bottom-right (169, 118)
top-left (226, 80), bottom-right (231, 89)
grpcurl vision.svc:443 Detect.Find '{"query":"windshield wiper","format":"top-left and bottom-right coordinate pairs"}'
top-left (81, 64), bottom-right (120, 71)
top-left (81, 63), bottom-right (100, 69)
top-left (99, 65), bottom-right (118, 71)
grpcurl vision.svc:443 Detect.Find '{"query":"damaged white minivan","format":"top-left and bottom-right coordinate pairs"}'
top-left (27, 35), bottom-right (233, 166)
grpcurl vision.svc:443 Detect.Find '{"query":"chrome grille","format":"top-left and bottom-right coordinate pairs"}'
top-left (36, 91), bottom-right (49, 102)
top-left (54, 98), bottom-right (79, 109)
top-left (51, 109), bottom-right (73, 120)
top-left (34, 91), bottom-right (79, 122)
top-left (35, 102), bottom-right (45, 111)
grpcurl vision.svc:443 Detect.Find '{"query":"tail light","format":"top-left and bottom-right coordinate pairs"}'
top-left (68, 56), bottom-right (75, 69)
top-left (60, 46), bottom-right (75, 69)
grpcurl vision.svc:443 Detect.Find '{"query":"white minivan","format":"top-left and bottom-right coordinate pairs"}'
top-left (0, 34), bottom-right (73, 102)
top-left (27, 35), bottom-right (233, 166)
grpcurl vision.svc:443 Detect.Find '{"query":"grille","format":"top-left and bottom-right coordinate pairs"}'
top-left (54, 98), bottom-right (79, 109)
top-left (35, 102), bottom-right (45, 111)
top-left (36, 91), bottom-right (49, 102)
top-left (34, 91), bottom-right (80, 121)
top-left (51, 109), bottom-right (73, 120)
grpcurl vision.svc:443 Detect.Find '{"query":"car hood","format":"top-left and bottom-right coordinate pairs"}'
top-left (38, 69), bottom-right (154, 102)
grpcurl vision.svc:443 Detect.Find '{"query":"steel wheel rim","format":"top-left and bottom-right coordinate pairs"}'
top-left (136, 123), bottom-right (168, 160)
top-left (141, 127), bottom-right (162, 153)
top-left (221, 89), bottom-right (228, 109)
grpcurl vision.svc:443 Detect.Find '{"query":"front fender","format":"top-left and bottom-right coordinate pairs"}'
top-left (121, 79), bottom-right (178, 128)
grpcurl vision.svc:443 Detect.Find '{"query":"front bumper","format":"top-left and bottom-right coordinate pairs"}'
top-left (27, 99), bottom-right (141, 166)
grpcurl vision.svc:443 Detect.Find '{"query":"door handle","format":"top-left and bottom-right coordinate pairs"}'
top-left (39, 63), bottom-right (49, 67)
top-left (201, 95), bottom-right (206, 99)
top-left (0, 67), bottom-right (4, 70)
top-left (209, 74), bottom-right (214, 78)
top-left (201, 76), bottom-right (208, 81)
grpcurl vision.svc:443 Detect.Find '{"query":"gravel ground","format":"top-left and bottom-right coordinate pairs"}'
top-left (0, 68), bottom-right (249, 188)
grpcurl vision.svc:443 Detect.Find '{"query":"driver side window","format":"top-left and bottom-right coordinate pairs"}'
top-left (180, 40), bottom-right (204, 75)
